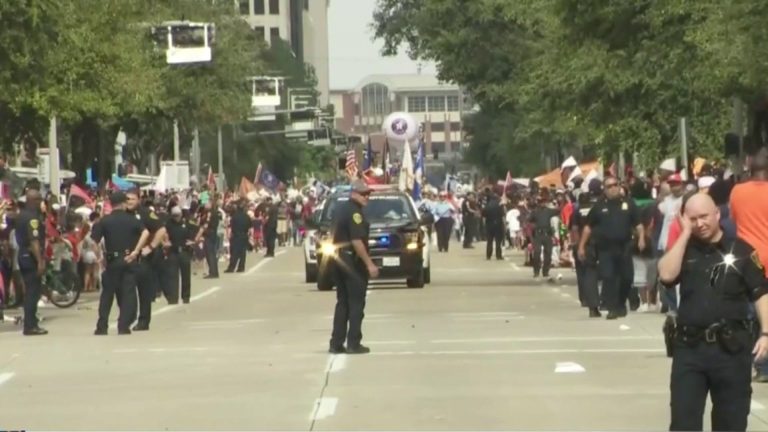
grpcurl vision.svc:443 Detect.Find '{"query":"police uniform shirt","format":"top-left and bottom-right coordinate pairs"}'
top-left (666, 234), bottom-right (768, 327)
top-left (15, 209), bottom-right (45, 263)
top-left (332, 200), bottom-right (369, 254)
top-left (570, 198), bottom-right (597, 233)
top-left (166, 218), bottom-right (188, 249)
top-left (231, 209), bottom-right (250, 235)
top-left (91, 209), bottom-right (145, 254)
top-left (205, 209), bottom-right (219, 238)
top-left (185, 216), bottom-right (199, 241)
top-left (586, 198), bottom-right (640, 243)
top-left (136, 207), bottom-right (163, 235)
top-left (529, 206), bottom-right (558, 230)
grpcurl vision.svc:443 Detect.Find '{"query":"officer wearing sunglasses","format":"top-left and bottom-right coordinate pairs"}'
top-left (658, 193), bottom-right (768, 431)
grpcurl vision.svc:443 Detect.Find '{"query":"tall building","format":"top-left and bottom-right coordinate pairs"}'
top-left (329, 74), bottom-right (471, 161)
top-left (237, 0), bottom-right (330, 106)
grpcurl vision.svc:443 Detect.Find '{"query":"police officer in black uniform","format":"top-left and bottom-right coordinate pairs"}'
top-left (126, 189), bottom-right (166, 330)
top-left (528, 195), bottom-right (559, 281)
top-left (578, 176), bottom-right (644, 319)
top-left (163, 206), bottom-right (192, 304)
top-left (16, 188), bottom-right (47, 335)
top-left (570, 182), bottom-right (602, 317)
top-left (197, 200), bottom-right (220, 278)
top-left (329, 179), bottom-right (379, 355)
top-left (263, 197), bottom-right (278, 257)
top-left (180, 208), bottom-right (199, 302)
top-left (659, 193), bottom-right (768, 432)
top-left (225, 199), bottom-right (251, 273)
top-left (482, 190), bottom-right (505, 260)
top-left (91, 191), bottom-right (149, 335)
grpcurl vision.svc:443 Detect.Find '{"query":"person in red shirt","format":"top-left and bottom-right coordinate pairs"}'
top-left (730, 147), bottom-right (768, 277)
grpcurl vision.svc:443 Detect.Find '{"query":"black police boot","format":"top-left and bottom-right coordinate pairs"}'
top-left (589, 308), bottom-right (601, 318)
top-left (328, 345), bottom-right (346, 354)
top-left (94, 328), bottom-right (108, 336)
top-left (346, 345), bottom-right (371, 355)
top-left (23, 327), bottom-right (48, 336)
top-left (117, 328), bottom-right (132, 335)
top-left (606, 311), bottom-right (621, 320)
top-left (132, 323), bottom-right (149, 331)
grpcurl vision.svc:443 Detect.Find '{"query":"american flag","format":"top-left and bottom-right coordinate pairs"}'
top-left (345, 149), bottom-right (358, 179)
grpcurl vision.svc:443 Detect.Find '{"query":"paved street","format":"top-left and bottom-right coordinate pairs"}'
top-left (3, 245), bottom-right (768, 430)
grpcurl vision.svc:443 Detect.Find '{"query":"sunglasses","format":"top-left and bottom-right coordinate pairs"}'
top-left (604, 183), bottom-right (619, 188)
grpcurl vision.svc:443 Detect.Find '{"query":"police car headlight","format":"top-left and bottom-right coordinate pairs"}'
top-left (320, 242), bottom-right (336, 255)
top-left (404, 232), bottom-right (420, 251)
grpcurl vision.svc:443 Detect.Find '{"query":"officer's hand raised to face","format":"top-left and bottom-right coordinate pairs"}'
top-left (678, 212), bottom-right (693, 234)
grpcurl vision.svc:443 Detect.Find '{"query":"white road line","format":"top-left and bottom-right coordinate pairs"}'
top-left (555, 362), bottom-right (586, 373)
top-left (311, 397), bottom-right (338, 420)
top-left (113, 347), bottom-right (210, 353)
top-left (453, 316), bottom-right (525, 321)
top-left (752, 400), bottom-right (766, 411)
top-left (188, 318), bottom-right (264, 325)
top-left (329, 355), bottom-right (347, 373)
top-left (430, 335), bottom-right (658, 344)
top-left (560, 293), bottom-right (572, 298)
top-left (551, 288), bottom-right (560, 292)
top-left (370, 348), bottom-right (666, 356)
top-left (510, 263), bottom-right (522, 271)
top-left (448, 312), bottom-right (521, 316)
top-left (0, 372), bottom-right (15, 387)
top-left (243, 250), bottom-right (286, 276)
top-left (366, 340), bottom-right (418, 345)
top-left (151, 285), bottom-right (222, 318)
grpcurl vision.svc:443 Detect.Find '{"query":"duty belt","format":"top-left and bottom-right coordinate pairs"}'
top-left (674, 320), bottom-right (753, 345)
top-left (106, 251), bottom-right (127, 262)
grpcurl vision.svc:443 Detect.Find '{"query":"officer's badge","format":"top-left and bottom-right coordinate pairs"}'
top-left (621, 202), bottom-right (628, 210)
top-left (150, 211), bottom-right (158, 220)
top-left (136, 214), bottom-right (141, 220)
top-left (352, 213), bottom-right (363, 224)
top-left (32, 230), bottom-right (39, 237)
top-left (751, 250), bottom-right (764, 270)
top-left (29, 219), bottom-right (39, 229)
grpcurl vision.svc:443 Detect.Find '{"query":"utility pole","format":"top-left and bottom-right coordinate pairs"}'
top-left (173, 119), bottom-right (180, 162)
top-left (680, 117), bottom-right (689, 181)
top-left (49, 115), bottom-right (61, 196)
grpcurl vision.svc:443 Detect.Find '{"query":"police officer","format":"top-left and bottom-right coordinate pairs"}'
top-left (16, 188), bottom-right (47, 335)
top-left (658, 193), bottom-right (768, 432)
top-left (126, 189), bottom-right (166, 330)
top-left (461, 192), bottom-right (480, 249)
top-left (196, 200), bottom-right (220, 278)
top-left (528, 195), bottom-right (559, 281)
top-left (482, 190), bottom-right (505, 260)
top-left (91, 191), bottom-right (149, 335)
top-left (263, 197), bottom-right (278, 257)
top-left (225, 199), bottom-right (251, 273)
top-left (578, 176), bottom-right (644, 319)
top-left (162, 206), bottom-right (191, 304)
top-left (329, 179), bottom-right (379, 355)
top-left (570, 183), bottom-right (602, 317)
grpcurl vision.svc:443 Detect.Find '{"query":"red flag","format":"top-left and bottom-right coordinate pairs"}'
top-left (69, 184), bottom-right (94, 207)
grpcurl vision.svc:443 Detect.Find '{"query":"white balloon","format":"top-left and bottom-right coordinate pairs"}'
top-left (382, 112), bottom-right (418, 142)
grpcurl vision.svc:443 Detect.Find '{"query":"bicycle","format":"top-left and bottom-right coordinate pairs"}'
top-left (43, 260), bottom-right (81, 309)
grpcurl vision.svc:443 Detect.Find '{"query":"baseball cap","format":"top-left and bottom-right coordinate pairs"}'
top-left (667, 173), bottom-right (683, 183)
top-left (110, 191), bottom-right (127, 205)
top-left (350, 179), bottom-right (372, 195)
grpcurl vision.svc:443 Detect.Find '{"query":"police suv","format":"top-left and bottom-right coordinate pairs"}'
top-left (304, 185), bottom-right (431, 290)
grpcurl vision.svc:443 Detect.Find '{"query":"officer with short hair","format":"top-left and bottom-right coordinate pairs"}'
top-left (579, 176), bottom-right (644, 319)
top-left (571, 183), bottom-right (602, 317)
top-left (125, 189), bottom-right (166, 330)
top-left (482, 190), bottom-right (505, 260)
top-left (225, 199), bottom-right (251, 273)
top-left (329, 179), bottom-right (379, 355)
top-left (163, 206), bottom-right (191, 304)
top-left (659, 193), bottom-right (768, 432)
top-left (16, 188), bottom-right (47, 335)
top-left (91, 192), bottom-right (149, 335)
top-left (528, 196), bottom-right (559, 281)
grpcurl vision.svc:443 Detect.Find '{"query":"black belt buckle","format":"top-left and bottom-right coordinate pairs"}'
top-left (704, 328), bottom-right (718, 343)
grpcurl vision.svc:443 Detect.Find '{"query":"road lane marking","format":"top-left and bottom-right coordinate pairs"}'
top-left (243, 250), bottom-right (286, 276)
top-left (188, 318), bottom-right (264, 325)
top-left (510, 263), bottom-right (522, 271)
top-left (151, 285), bottom-right (222, 318)
top-left (0, 372), bottom-right (15, 387)
top-left (453, 316), bottom-right (525, 321)
top-left (329, 355), bottom-right (347, 373)
top-left (431, 335), bottom-right (658, 343)
top-left (555, 362), bottom-right (586, 373)
top-left (311, 397), bottom-right (338, 420)
top-left (369, 348), bottom-right (666, 356)
top-left (367, 340), bottom-right (418, 345)
top-left (560, 293), bottom-right (571, 298)
top-left (113, 347), bottom-right (210, 353)
top-left (448, 312), bottom-right (521, 316)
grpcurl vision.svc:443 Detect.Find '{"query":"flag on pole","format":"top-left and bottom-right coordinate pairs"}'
top-left (254, 162), bottom-right (263, 185)
top-left (363, 137), bottom-right (373, 170)
top-left (381, 138), bottom-right (390, 183)
top-left (69, 184), bottom-right (94, 207)
top-left (412, 139), bottom-right (424, 201)
top-left (207, 166), bottom-right (216, 191)
top-left (345, 148), bottom-right (358, 180)
top-left (398, 140), bottom-right (414, 192)
top-left (501, 170), bottom-right (512, 200)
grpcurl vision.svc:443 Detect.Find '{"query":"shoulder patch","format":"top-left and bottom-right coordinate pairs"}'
top-left (621, 202), bottom-right (628, 210)
top-left (32, 229), bottom-right (39, 237)
top-left (751, 250), bottom-right (764, 270)
top-left (352, 212), bottom-right (363, 224)
top-left (149, 211), bottom-right (158, 220)
top-left (29, 219), bottom-right (39, 229)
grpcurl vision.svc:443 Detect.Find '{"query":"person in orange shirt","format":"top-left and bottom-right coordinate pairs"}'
top-left (730, 147), bottom-right (768, 277)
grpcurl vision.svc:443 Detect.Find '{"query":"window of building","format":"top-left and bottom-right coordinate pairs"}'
top-left (432, 142), bottom-right (446, 153)
top-left (239, 0), bottom-right (251, 14)
top-left (430, 122), bottom-right (444, 132)
top-left (428, 96), bottom-right (445, 112)
top-left (407, 96), bottom-right (426, 113)
top-left (450, 142), bottom-right (461, 152)
top-left (447, 95), bottom-right (460, 111)
top-left (361, 83), bottom-right (389, 117)
top-left (253, 26), bottom-right (265, 40)
top-left (270, 27), bottom-right (280, 42)
top-left (269, 0), bottom-right (279, 14)
top-left (254, 0), bottom-right (265, 14)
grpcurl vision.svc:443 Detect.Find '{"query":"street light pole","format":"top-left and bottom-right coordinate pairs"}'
top-left (173, 119), bottom-right (180, 162)
top-left (217, 125), bottom-right (224, 174)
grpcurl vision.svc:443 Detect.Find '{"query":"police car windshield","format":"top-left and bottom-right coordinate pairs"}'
top-left (322, 194), bottom-right (417, 223)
